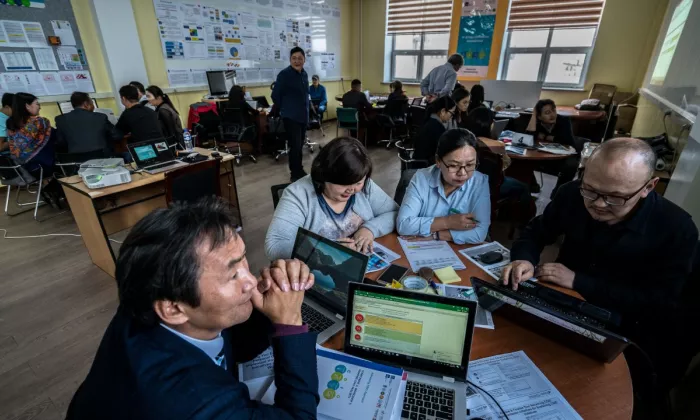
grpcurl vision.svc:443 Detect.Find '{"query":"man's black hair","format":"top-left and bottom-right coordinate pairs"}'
top-left (70, 92), bottom-right (91, 108)
top-left (116, 198), bottom-right (239, 327)
top-left (119, 85), bottom-right (140, 102)
top-left (290, 46), bottom-right (305, 58)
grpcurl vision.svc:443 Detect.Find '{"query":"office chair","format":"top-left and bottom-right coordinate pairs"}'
top-left (192, 109), bottom-right (221, 149)
top-left (164, 158), bottom-right (221, 204)
top-left (55, 150), bottom-right (109, 177)
top-left (305, 102), bottom-right (320, 151)
top-left (270, 183), bottom-right (291, 209)
top-left (378, 99), bottom-right (409, 149)
top-left (336, 107), bottom-right (360, 142)
top-left (408, 105), bottom-right (426, 138)
top-left (311, 98), bottom-right (328, 127)
top-left (0, 155), bottom-right (47, 220)
top-left (219, 108), bottom-right (257, 165)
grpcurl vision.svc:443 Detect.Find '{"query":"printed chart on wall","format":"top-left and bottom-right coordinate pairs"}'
top-left (457, 0), bottom-right (498, 78)
top-left (152, 0), bottom-right (342, 88)
top-left (0, 12), bottom-right (94, 96)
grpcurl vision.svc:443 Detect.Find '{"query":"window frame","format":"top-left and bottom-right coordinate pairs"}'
top-left (389, 33), bottom-right (450, 83)
top-left (501, 27), bottom-right (599, 89)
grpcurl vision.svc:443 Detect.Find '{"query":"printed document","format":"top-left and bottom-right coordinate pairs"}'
top-left (399, 238), bottom-right (466, 272)
top-left (466, 351), bottom-right (582, 420)
top-left (433, 283), bottom-right (494, 329)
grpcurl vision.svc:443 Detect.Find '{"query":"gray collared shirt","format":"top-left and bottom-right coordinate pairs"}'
top-left (420, 63), bottom-right (458, 97)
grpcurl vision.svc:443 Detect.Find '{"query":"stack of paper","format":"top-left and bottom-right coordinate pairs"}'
top-left (537, 143), bottom-right (577, 155)
top-left (398, 238), bottom-right (466, 272)
top-left (242, 347), bottom-right (408, 420)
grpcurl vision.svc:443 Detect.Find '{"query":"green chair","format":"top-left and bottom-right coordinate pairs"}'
top-left (336, 107), bottom-right (361, 143)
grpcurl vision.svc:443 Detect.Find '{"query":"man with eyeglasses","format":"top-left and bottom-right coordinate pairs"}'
top-left (502, 138), bottom-right (698, 413)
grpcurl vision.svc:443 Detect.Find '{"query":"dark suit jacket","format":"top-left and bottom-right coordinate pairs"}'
top-left (413, 117), bottom-right (447, 162)
top-left (115, 103), bottom-right (163, 144)
top-left (55, 108), bottom-right (114, 154)
top-left (342, 90), bottom-right (371, 112)
top-left (67, 308), bottom-right (319, 419)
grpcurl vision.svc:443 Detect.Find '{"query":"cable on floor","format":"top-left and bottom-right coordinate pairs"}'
top-left (0, 228), bottom-right (123, 244)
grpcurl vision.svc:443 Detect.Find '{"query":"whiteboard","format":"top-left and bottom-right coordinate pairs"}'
top-left (152, 0), bottom-right (342, 88)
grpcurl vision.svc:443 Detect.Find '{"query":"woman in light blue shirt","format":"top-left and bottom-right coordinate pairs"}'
top-left (397, 128), bottom-right (490, 244)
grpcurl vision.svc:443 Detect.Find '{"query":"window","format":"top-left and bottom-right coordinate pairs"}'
top-left (385, 0), bottom-right (453, 83)
top-left (500, 0), bottom-right (605, 89)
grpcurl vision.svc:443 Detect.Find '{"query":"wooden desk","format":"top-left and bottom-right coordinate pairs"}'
top-left (504, 106), bottom-right (606, 122)
top-left (58, 148), bottom-right (242, 277)
top-left (324, 234), bottom-right (633, 419)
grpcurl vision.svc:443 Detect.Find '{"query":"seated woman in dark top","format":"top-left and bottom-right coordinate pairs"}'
top-left (526, 99), bottom-right (578, 198)
top-left (387, 80), bottom-right (408, 102)
top-left (412, 96), bottom-right (455, 163)
top-left (227, 85), bottom-right (259, 126)
top-left (146, 85), bottom-right (183, 146)
top-left (467, 84), bottom-right (487, 113)
top-left (449, 87), bottom-right (470, 129)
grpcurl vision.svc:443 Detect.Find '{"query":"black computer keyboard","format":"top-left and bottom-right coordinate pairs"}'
top-left (301, 303), bottom-right (335, 333)
top-left (508, 280), bottom-right (619, 328)
top-left (147, 161), bottom-right (179, 170)
top-left (402, 380), bottom-right (454, 420)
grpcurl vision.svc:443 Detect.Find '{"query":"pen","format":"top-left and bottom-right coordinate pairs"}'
top-left (428, 280), bottom-right (441, 296)
top-left (449, 208), bottom-right (479, 224)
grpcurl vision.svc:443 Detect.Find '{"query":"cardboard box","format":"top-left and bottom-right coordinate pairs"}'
top-left (615, 104), bottom-right (638, 134)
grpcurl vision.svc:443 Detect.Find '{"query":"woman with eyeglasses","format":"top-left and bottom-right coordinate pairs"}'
top-left (397, 128), bottom-right (490, 244)
top-left (413, 96), bottom-right (456, 163)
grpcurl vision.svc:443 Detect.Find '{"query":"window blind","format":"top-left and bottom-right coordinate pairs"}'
top-left (507, 0), bottom-right (605, 30)
top-left (387, 0), bottom-right (454, 34)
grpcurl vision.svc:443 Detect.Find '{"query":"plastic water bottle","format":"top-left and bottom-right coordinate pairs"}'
top-left (183, 129), bottom-right (193, 151)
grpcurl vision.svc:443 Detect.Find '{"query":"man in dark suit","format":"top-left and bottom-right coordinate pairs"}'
top-left (115, 84), bottom-right (163, 144)
top-left (67, 198), bottom-right (320, 419)
top-left (342, 79), bottom-right (371, 112)
top-left (55, 92), bottom-right (115, 155)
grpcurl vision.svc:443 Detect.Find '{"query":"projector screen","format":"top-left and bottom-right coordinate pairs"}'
top-left (643, 0), bottom-right (699, 123)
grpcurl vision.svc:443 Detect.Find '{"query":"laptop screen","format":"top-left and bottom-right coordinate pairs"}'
top-left (129, 140), bottom-right (172, 167)
top-left (292, 228), bottom-right (368, 313)
top-left (348, 288), bottom-right (470, 369)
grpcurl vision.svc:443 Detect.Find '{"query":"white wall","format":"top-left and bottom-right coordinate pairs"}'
top-left (90, 0), bottom-right (149, 107)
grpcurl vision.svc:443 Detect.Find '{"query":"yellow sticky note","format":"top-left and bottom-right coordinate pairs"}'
top-left (434, 266), bottom-right (461, 284)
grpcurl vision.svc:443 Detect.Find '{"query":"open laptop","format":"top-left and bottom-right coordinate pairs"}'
top-left (252, 96), bottom-right (270, 108)
top-left (490, 119), bottom-right (509, 139)
top-left (291, 228), bottom-right (369, 344)
top-left (127, 139), bottom-right (188, 174)
top-left (345, 282), bottom-right (477, 420)
top-left (471, 277), bottom-right (629, 363)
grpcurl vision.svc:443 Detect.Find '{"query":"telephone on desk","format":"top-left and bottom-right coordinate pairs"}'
top-left (181, 152), bottom-right (209, 164)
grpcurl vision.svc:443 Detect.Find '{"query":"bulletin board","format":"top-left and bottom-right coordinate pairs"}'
top-left (0, 0), bottom-right (95, 98)
top-left (152, 0), bottom-right (342, 89)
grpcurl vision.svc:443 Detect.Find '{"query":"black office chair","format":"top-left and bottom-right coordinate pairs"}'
top-left (311, 98), bottom-right (327, 127)
top-left (378, 99), bottom-right (409, 149)
top-left (164, 159), bottom-right (221, 204)
top-left (393, 139), bottom-right (431, 205)
top-left (192, 109), bottom-right (221, 149)
top-left (408, 105), bottom-right (426, 138)
top-left (219, 108), bottom-right (257, 165)
top-left (271, 183), bottom-right (291, 209)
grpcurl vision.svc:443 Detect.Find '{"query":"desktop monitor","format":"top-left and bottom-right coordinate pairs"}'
top-left (206, 70), bottom-right (236, 96)
top-left (480, 80), bottom-right (543, 110)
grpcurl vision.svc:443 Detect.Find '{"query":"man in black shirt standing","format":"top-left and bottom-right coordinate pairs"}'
top-left (503, 138), bottom-right (698, 417)
top-left (115, 85), bottom-right (163, 144)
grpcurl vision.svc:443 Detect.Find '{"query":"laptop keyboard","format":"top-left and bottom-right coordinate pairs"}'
top-left (402, 381), bottom-right (455, 420)
top-left (301, 303), bottom-right (335, 333)
top-left (147, 161), bottom-right (179, 171)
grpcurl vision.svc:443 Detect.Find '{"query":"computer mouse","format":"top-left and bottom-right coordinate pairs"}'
top-left (480, 251), bottom-right (503, 265)
top-left (211, 152), bottom-right (220, 158)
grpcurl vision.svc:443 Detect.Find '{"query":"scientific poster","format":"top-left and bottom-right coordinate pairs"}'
top-left (57, 46), bottom-right (82, 70)
top-left (51, 20), bottom-right (76, 46)
top-left (24, 72), bottom-right (48, 96)
top-left (167, 69), bottom-right (193, 86)
top-left (74, 71), bottom-right (94, 92)
top-left (0, 52), bottom-right (35, 70)
top-left (2, 72), bottom-right (27, 92)
top-left (457, 0), bottom-right (498, 78)
top-left (163, 39), bottom-right (185, 59)
top-left (21, 22), bottom-right (47, 47)
top-left (41, 72), bottom-right (63, 95)
top-left (33, 48), bottom-right (59, 71)
top-left (58, 71), bottom-right (78, 92)
top-left (2, 20), bottom-right (28, 46)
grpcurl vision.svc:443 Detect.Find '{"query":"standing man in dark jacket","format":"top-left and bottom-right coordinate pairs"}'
top-left (272, 47), bottom-right (309, 182)
top-left (502, 138), bottom-right (698, 418)
top-left (55, 92), bottom-right (115, 155)
top-left (67, 198), bottom-right (320, 419)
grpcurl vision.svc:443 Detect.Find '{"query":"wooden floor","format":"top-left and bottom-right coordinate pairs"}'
top-left (0, 124), bottom-right (556, 419)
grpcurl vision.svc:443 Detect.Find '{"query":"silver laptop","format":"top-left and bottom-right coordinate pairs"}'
top-left (491, 119), bottom-right (509, 139)
top-left (344, 283), bottom-right (477, 420)
top-left (127, 139), bottom-right (188, 174)
top-left (291, 228), bottom-right (369, 344)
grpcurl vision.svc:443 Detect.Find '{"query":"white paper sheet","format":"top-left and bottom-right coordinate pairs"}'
top-left (180, 3), bottom-right (205, 25)
top-left (41, 72), bottom-right (63, 95)
top-left (167, 69), bottom-right (193, 87)
top-left (184, 42), bottom-right (207, 59)
top-left (398, 238), bottom-right (466, 272)
top-left (191, 69), bottom-right (207, 86)
top-left (433, 283), bottom-right (494, 329)
top-left (257, 15), bottom-right (273, 31)
top-left (57, 46), bottom-right (82, 70)
top-left (50, 20), bottom-right (76, 46)
top-left (0, 24), bottom-right (8, 47)
top-left (24, 72), bottom-right (48, 96)
top-left (259, 68), bottom-right (274, 82)
top-left (372, 242), bottom-right (401, 264)
top-left (33, 48), bottom-right (58, 71)
top-left (466, 351), bottom-right (583, 420)
top-left (0, 52), bottom-right (35, 71)
top-left (73, 71), bottom-right (94, 93)
top-left (58, 71), bottom-right (78, 92)
top-left (238, 11), bottom-right (258, 28)
top-left (204, 23), bottom-right (223, 44)
top-left (22, 22), bottom-right (47, 47)
top-left (2, 73), bottom-right (28, 92)
top-left (207, 43), bottom-right (225, 59)
top-left (320, 52), bottom-right (336, 70)
top-left (2, 21), bottom-right (28, 47)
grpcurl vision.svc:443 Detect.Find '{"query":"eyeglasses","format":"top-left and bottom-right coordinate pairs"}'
top-left (579, 179), bottom-right (651, 206)
top-left (440, 158), bottom-right (478, 174)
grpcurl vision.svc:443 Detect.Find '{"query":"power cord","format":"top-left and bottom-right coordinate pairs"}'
top-left (467, 380), bottom-right (510, 419)
top-left (0, 228), bottom-right (123, 244)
